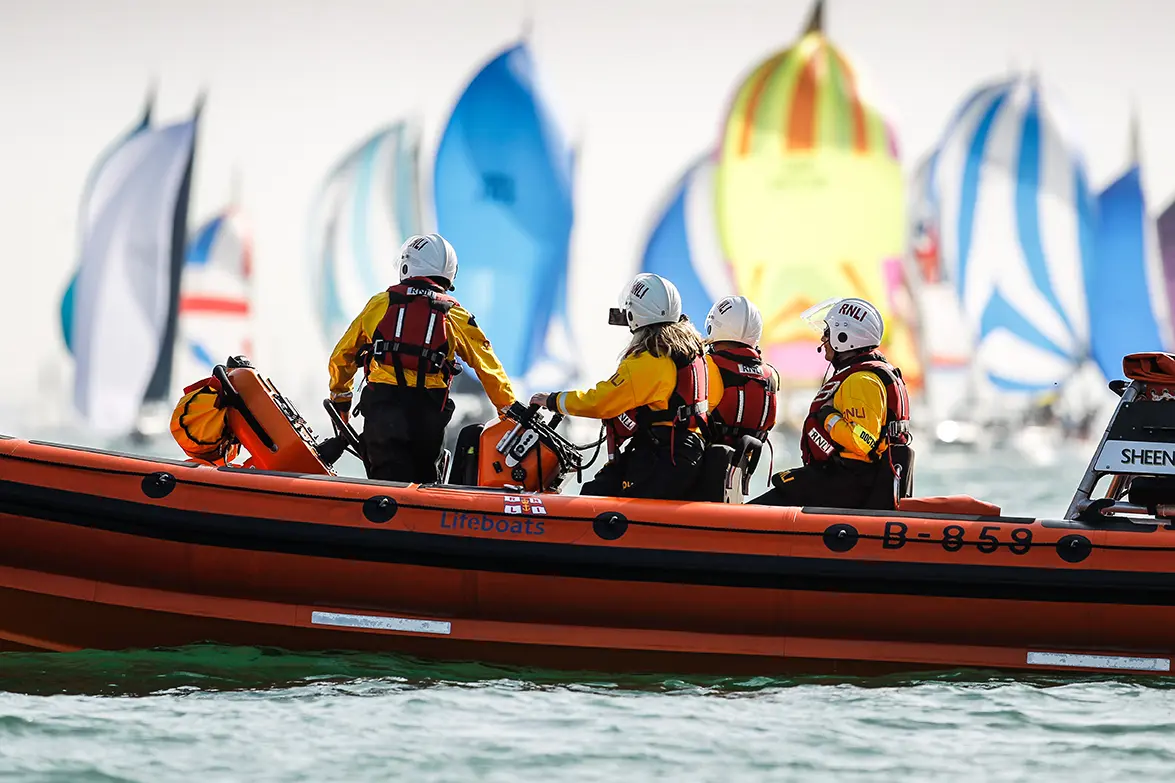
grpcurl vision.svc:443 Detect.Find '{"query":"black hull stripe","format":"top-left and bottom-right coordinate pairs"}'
top-left (0, 451), bottom-right (1131, 544)
top-left (3, 480), bottom-right (1175, 606)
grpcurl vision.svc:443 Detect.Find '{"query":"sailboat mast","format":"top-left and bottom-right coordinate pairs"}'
top-left (142, 93), bottom-right (201, 405)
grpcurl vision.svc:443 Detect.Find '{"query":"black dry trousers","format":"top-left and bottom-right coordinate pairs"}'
top-left (750, 458), bottom-right (888, 509)
top-left (359, 382), bottom-right (455, 483)
top-left (581, 428), bottom-right (704, 500)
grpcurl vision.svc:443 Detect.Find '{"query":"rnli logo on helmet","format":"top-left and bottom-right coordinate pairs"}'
top-left (631, 281), bottom-right (650, 300)
top-left (839, 303), bottom-right (866, 321)
top-left (718, 299), bottom-right (734, 314)
top-left (410, 237), bottom-right (429, 251)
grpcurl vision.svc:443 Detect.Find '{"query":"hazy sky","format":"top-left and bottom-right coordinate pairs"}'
top-left (1, 0), bottom-right (1172, 433)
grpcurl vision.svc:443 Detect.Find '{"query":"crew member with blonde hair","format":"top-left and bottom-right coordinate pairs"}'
top-left (530, 273), bottom-right (708, 499)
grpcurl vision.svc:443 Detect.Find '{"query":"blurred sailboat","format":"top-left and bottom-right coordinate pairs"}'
top-left (906, 153), bottom-right (981, 447)
top-left (714, 0), bottom-right (920, 392)
top-left (1089, 112), bottom-right (1173, 379)
top-left (308, 122), bottom-right (423, 350)
top-left (174, 192), bottom-right (254, 391)
top-left (433, 40), bottom-right (579, 396)
top-left (639, 152), bottom-right (732, 325)
top-left (60, 93), bottom-right (199, 440)
top-left (920, 74), bottom-right (1104, 457)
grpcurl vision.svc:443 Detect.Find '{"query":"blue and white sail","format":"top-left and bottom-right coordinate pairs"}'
top-left (434, 42), bottom-right (576, 388)
top-left (925, 75), bottom-right (1095, 392)
top-left (640, 152), bottom-right (733, 326)
top-left (71, 115), bottom-right (198, 434)
top-left (175, 207), bottom-right (253, 384)
top-left (61, 94), bottom-right (154, 355)
top-left (1088, 118), bottom-right (1172, 381)
top-left (310, 122), bottom-right (422, 347)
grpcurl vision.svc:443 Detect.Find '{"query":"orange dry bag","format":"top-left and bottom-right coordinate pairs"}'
top-left (170, 377), bottom-right (241, 466)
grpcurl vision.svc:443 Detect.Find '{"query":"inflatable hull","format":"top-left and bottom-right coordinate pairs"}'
top-left (2, 435), bottom-right (1175, 677)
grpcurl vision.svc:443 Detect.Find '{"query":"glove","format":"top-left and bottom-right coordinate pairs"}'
top-left (330, 397), bottom-right (351, 425)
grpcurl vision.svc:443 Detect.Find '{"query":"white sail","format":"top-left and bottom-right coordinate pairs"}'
top-left (72, 119), bottom-right (197, 434)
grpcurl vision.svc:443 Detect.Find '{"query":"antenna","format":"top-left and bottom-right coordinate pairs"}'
top-left (192, 88), bottom-right (207, 118)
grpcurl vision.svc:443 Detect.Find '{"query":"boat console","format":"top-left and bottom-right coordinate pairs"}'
top-left (1067, 352), bottom-right (1175, 522)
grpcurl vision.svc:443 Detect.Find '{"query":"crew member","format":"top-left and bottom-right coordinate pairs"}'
top-left (530, 273), bottom-right (708, 500)
top-left (703, 295), bottom-right (779, 449)
top-left (751, 297), bottom-right (910, 509)
top-left (327, 233), bottom-right (516, 483)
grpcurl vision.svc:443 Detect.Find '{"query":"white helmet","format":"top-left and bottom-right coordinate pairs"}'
top-left (705, 296), bottom-right (763, 346)
top-left (399, 233), bottom-right (458, 289)
top-left (815, 297), bottom-right (884, 352)
top-left (616, 273), bottom-right (682, 332)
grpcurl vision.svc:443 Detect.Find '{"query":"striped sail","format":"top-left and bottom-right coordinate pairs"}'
top-left (71, 117), bottom-right (198, 434)
top-left (310, 123), bottom-right (422, 348)
top-left (926, 75), bottom-right (1095, 392)
top-left (434, 42), bottom-right (576, 388)
top-left (715, 3), bottom-right (918, 387)
top-left (640, 153), bottom-right (733, 326)
top-left (175, 208), bottom-right (253, 385)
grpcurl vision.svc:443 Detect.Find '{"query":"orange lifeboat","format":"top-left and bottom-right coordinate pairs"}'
top-left (2, 353), bottom-right (1175, 678)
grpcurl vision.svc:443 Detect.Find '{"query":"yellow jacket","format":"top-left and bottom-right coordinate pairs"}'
top-left (704, 356), bottom-right (726, 413)
top-left (820, 370), bottom-right (887, 462)
top-left (550, 350), bottom-right (704, 430)
top-left (328, 291), bottom-right (516, 412)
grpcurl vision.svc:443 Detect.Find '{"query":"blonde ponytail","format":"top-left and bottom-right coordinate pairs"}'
top-left (621, 317), bottom-right (704, 364)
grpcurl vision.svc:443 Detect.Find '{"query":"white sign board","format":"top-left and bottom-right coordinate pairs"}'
top-left (1095, 440), bottom-right (1175, 475)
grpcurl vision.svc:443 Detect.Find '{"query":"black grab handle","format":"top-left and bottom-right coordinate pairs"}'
top-left (322, 398), bottom-right (364, 458)
top-left (212, 365), bottom-right (277, 452)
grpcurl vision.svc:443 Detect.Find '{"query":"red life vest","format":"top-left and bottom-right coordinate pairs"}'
top-left (366, 279), bottom-right (460, 388)
top-left (606, 351), bottom-right (709, 451)
top-left (800, 350), bottom-right (910, 466)
top-left (708, 346), bottom-right (778, 445)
